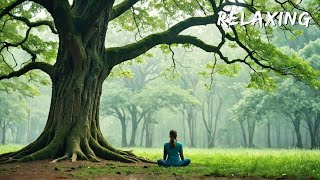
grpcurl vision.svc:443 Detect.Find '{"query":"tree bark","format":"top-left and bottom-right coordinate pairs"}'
top-left (267, 119), bottom-right (271, 148)
top-left (1, 127), bottom-right (5, 145)
top-left (140, 118), bottom-right (146, 147)
top-left (305, 113), bottom-right (320, 149)
top-left (26, 100), bottom-right (31, 144)
top-left (276, 119), bottom-right (281, 148)
top-left (129, 105), bottom-right (138, 147)
top-left (290, 113), bottom-right (303, 148)
top-left (239, 121), bottom-right (247, 147)
top-left (120, 118), bottom-right (128, 147)
top-left (248, 119), bottom-right (256, 148)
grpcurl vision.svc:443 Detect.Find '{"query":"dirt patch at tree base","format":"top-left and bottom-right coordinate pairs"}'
top-left (0, 160), bottom-right (309, 180)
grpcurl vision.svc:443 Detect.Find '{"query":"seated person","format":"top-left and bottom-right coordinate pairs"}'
top-left (157, 130), bottom-right (191, 167)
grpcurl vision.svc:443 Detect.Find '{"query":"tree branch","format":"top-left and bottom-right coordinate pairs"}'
top-left (109, 0), bottom-right (140, 21)
top-left (8, 13), bottom-right (58, 34)
top-left (33, 0), bottom-right (74, 34)
top-left (0, 62), bottom-right (53, 80)
top-left (105, 15), bottom-right (216, 66)
top-left (0, 0), bottom-right (25, 19)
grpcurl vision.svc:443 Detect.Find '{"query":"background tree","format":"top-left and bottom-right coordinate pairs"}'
top-left (0, 92), bottom-right (28, 145)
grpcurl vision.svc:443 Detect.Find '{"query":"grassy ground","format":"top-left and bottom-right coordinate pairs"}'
top-left (0, 145), bottom-right (319, 179)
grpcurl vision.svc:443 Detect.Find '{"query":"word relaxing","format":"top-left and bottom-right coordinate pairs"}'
top-left (218, 11), bottom-right (312, 27)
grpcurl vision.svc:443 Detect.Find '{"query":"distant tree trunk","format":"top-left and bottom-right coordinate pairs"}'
top-left (120, 119), bottom-right (128, 147)
top-left (305, 113), bottom-right (320, 149)
top-left (114, 108), bottom-right (128, 147)
top-left (145, 121), bottom-right (153, 148)
top-left (129, 106), bottom-right (138, 147)
top-left (180, 75), bottom-right (198, 147)
top-left (1, 127), bottom-right (6, 145)
top-left (140, 119), bottom-right (146, 147)
top-left (186, 107), bottom-right (196, 147)
top-left (182, 104), bottom-right (196, 147)
top-left (267, 119), bottom-right (271, 148)
top-left (305, 130), bottom-right (309, 148)
top-left (276, 119), bottom-right (281, 148)
top-left (239, 121), bottom-right (247, 147)
top-left (248, 119), bottom-right (256, 148)
top-left (10, 126), bottom-right (16, 144)
top-left (182, 113), bottom-right (186, 143)
top-left (144, 113), bottom-right (153, 148)
top-left (290, 113), bottom-right (303, 148)
top-left (226, 130), bottom-right (231, 147)
top-left (26, 100), bottom-right (31, 144)
top-left (202, 92), bottom-right (222, 148)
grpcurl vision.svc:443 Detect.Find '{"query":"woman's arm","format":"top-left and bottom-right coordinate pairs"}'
top-left (163, 146), bottom-right (167, 160)
top-left (179, 145), bottom-right (185, 161)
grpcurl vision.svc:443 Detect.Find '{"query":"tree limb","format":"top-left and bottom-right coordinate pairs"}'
top-left (105, 15), bottom-right (216, 66)
top-left (109, 0), bottom-right (140, 21)
top-left (0, 62), bottom-right (53, 81)
top-left (8, 13), bottom-right (58, 34)
top-left (0, 0), bottom-right (25, 19)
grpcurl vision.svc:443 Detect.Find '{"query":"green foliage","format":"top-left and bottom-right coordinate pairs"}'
top-left (101, 82), bottom-right (200, 117)
top-left (137, 84), bottom-right (200, 112)
top-left (229, 89), bottom-right (267, 123)
top-left (111, 0), bottom-right (211, 34)
top-left (236, 26), bottom-right (320, 89)
top-left (0, 1), bottom-right (56, 95)
top-left (0, 91), bottom-right (28, 143)
top-left (200, 63), bottom-right (241, 78)
top-left (247, 72), bottom-right (277, 92)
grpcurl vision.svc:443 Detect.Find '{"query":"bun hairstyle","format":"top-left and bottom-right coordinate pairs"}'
top-left (169, 130), bottom-right (177, 148)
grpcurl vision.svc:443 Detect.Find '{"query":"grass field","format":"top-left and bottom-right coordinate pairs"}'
top-left (1, 145), bottom-right (320, 179)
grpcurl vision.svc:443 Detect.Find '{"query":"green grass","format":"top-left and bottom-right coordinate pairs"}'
top-left (1, 145), bottom-right (320, 178)
top-left (127, 148), bottom-right (320, 178)
top-left (0, 144), bottom-right (24, 154)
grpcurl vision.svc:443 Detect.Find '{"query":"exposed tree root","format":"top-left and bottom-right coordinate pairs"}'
top-left (0, 132), bottom-right (155, 164)
top-left (50, 154), bottom-right (69, 163)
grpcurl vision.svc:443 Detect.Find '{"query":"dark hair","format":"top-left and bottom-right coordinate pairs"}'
top-left (169, 130), bottom-right (177, 148)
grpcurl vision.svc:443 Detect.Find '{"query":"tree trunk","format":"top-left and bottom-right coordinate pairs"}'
top-left (140, 118), bottom-right (146, 147)
top-left (294, 127), bottom-right (303, 148)
top-left (291, 115), bottom-right (303, 148)
top-left (239, 121), bottom-right (247, 147)
top-left (267, 119), bottom-right (271, 148)
top-left (145, 113), bottom-right (154, 148)
top-left (248, 119), bottom-right (256, 148)
top-left (186, 107), bottom-right (196, 147)
top-left (120, 119), bottom-right (128, 147)
top-left (26, 100), bottom-right (31, 144)
top-left (10, 126), bottom-right (16, 144)
top-left (276, 119), bottom-right (281, 148)
top-left (129, 106), bottom-right (138, 147)
top-left (306, 113), bottom-right (320, 149)
top-left (145, 121), bottom-right (152, 148)
top-left (1, 127), bottom-right (5, 145)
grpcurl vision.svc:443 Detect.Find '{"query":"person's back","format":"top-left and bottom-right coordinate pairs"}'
top-left (164, 142), bottom-right (182, 165)
top-left (157, 130), bottom-right (191, 167)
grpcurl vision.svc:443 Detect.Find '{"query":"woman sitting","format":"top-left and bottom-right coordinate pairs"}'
top-left (157, 130), bottom-right (191, 167)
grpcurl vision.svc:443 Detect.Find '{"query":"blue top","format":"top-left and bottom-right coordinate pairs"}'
top-left (164, 142), bottom-right (183, 165)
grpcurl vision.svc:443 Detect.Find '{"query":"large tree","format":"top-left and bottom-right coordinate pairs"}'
top-left (0, 0), bottom-right (320, 163)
